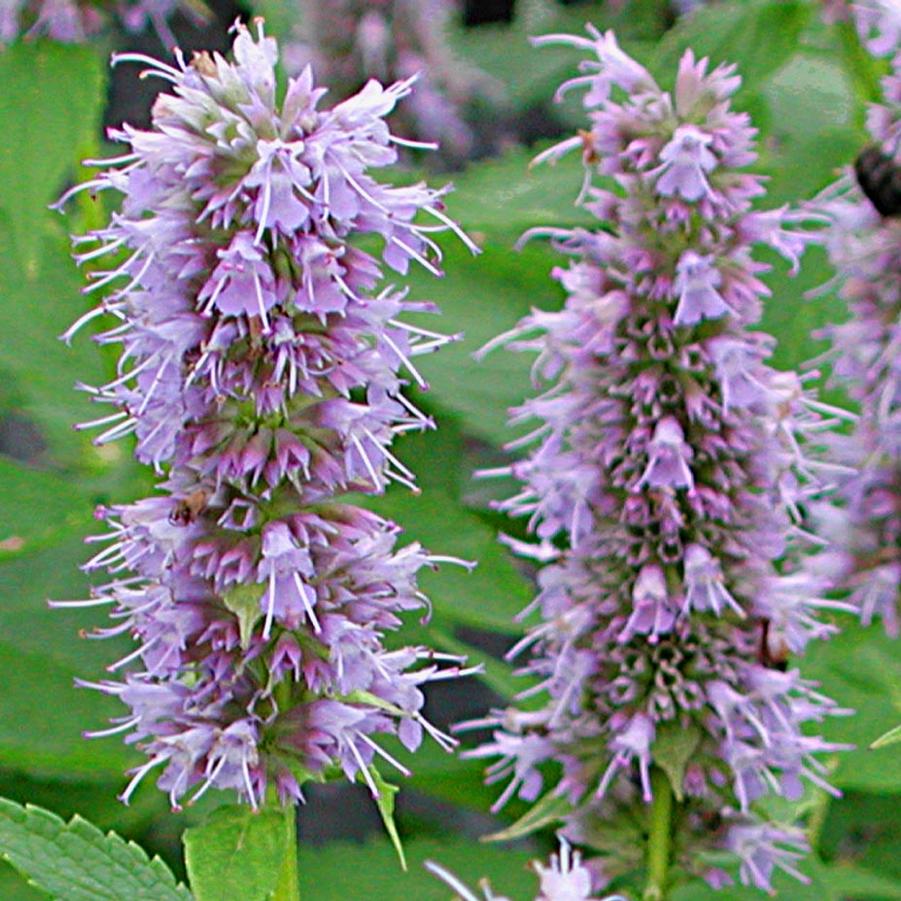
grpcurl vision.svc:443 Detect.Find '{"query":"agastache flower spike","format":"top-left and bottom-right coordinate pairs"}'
top-left (464, 29), bottom-right (850, 892)
top-left (806, 45), bottom-right (900, 633)
top-left (54, 20), bottom-right (479, 811)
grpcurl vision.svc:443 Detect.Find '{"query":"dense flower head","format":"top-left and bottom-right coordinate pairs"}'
top-left (0, 0), bottom-right (200, 47)
top-left (808, 51), bottom-right (900, 634)
top-left (463, 27), bottom-right (850, 892)
top-left (283, 0), bottom-right (504, 164)
top-left (55, 20), bottom-right (478, 810)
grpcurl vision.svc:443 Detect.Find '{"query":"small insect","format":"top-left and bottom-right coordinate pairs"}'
top-left (169, 488), bottom-right (210, 526)
top-left (757, 618), bottom-right (789, 672)
top-left (854, 145), bottom-right (901, 218)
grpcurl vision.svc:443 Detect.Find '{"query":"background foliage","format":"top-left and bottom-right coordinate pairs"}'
top-left (0, 0), bottom-right (897, 898)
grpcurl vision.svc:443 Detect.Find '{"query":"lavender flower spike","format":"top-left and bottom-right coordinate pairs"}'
top-left (808, 49), bottom-right (900, 634)
top-left (465, 29), bottom-right (851, 892)
top-left (54, 19), bottom-right (478, 811)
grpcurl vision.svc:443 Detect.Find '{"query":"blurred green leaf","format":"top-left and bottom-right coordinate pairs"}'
top-left (0, 537), bottom-right (135, 780)
top-left (404, 238), bottom-right (560, 447)
top-left (372, 483), bottom-right (532, 632)
top-left (0, 798), bottom-right (190, 901)
top-left (803, 623), bottom-right (901, 794)
top-left (821, 791), bottom-right (901, 891)
top-left (0, 458), bottom-right (93, 559)
top-left (444, 147), bottom-right (594, 238)
top-left (0, 219), bottom-right (116, 465)
top-left (183, 805), bottom-right (287, 901)
top-left (448, 0), bottom-right (608, 109)
top-left (0, 43), bottom-right (104, 269)
top-left (297, 835), bottom-right (537, 900)
top-left (652, 0), bottom-right (811, 98)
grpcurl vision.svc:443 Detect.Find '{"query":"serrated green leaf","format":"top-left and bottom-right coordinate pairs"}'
top-left (0, 797), bottom-right (190, 901)
top-left (871, 723), bottom-right (901, 750)
top-left (483, 790), bottom-right (570, 842)
top-left (183, 804), bottom-right (290, 901)
top-left (368, 766), bottom-right (406, 871)
top-left (652, 721), bottom-right (701, 803)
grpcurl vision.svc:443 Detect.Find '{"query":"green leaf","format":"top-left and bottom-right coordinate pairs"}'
top-left (183, 805), bottom-right (289, 901)
top-left (0, 536), bottom-right (135, 780)
top-left (652, 0), bottom-right (811, 98)
top-left (403, 238), bottom-right (560, 447)
top-left (444, 146), bottom-right (594, 239)
top-left (424, 624), bottom-right (525, 701)
top-left (0, 797), bottom-right (190, 901)
top-left (802, 623), bottom-right (901, 793)
top-left (0, 861), bottom-right (44, 901)
top-left (368, 767), bottom-right (406, 871)
top-left (371, 483), bottom-right (532, 632)
top-left (483, 790), bottom-right (570, 842)
top-left (222, 584), bottom-right (264, 650)
top-left (871, 723), bottom-right (901, 750)
top-left (820, 791), bottom-right (901, 890)
top-left (448, 0), bottom-right (605, 109)
top-left (0, 43), bottom-right (105, 269)
top-left (297, 836), bottom-right (536, 900)
top-left (652, 721), bottom-right (701, 803)
top-left (820, 863), bottom-right (901, 900)
top-left (0, 458), bottom-right (92, 558)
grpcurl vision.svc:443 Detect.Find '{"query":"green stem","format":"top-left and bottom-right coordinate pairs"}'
top-left (271, 802), bottom-right (300, 901)
top-left (643, 769), bottom-right (674, 901)
top-left (268, 683), bottom-right (300, 900)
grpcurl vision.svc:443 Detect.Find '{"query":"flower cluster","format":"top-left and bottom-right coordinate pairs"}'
top-left (809, 48), bottom-right (900, 633)
top-left (284, 0), bottom-right (503, 165)
top-left (55, 21), bottom-right (477, 810)
top-left (426, 839), bottom-right (625, 901)
top-left (464, 28), bottom-right (851, 892)
top-left (0, 0), bottom-right (200, 47)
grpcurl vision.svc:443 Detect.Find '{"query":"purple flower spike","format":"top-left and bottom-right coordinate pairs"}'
top-left (464, 29), bottom-right (849, 891)
top-left (55, 21), bottom-right (478, 811)
top-left (807, 49), bottom-right (900, 634)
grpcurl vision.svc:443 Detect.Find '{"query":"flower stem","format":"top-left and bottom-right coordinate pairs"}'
top-left (271, 802), bottom-right (300, 901)
top-left (643, 768), bottom-right (674, 901)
